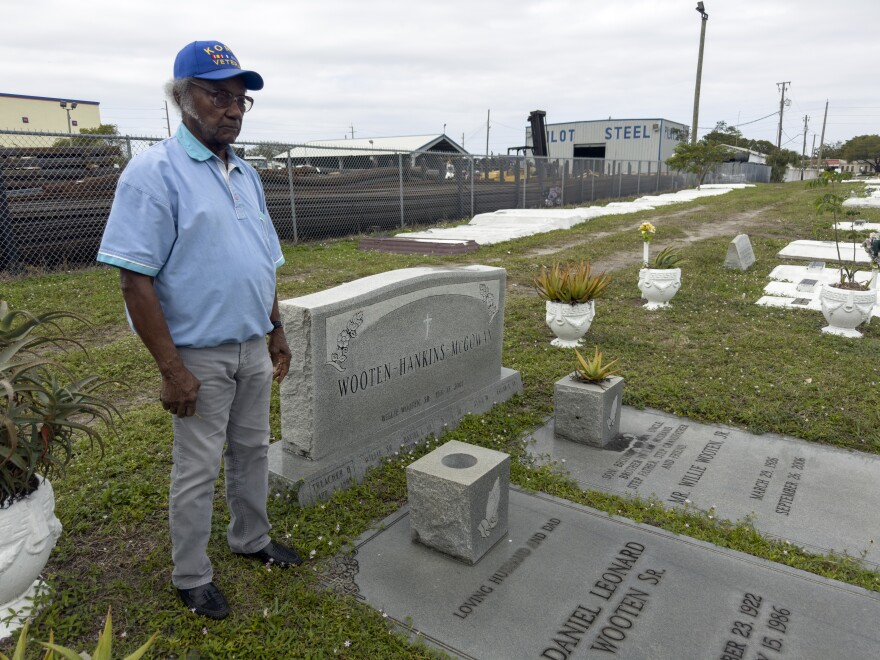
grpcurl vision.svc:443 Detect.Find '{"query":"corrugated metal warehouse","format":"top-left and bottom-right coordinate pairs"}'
top-left (529, 118), bottom-right (688, 163)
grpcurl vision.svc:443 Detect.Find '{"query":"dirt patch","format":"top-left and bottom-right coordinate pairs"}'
top-left (522, 203), bottom-right (779, 276)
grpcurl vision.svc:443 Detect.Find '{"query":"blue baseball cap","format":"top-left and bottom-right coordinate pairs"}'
top-left (173, 40), bottom-right (264, 90)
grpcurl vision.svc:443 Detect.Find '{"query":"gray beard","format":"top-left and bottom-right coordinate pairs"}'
top-left (181, 100), bottom-right (223, 144)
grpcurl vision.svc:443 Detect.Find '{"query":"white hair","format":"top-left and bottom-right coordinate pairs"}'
top-left (164, 78), bottom-right (197, 118)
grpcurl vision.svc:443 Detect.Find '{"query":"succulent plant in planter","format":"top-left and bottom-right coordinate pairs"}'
top-left (554, 347), bottom-right (624, 448)
top-left (808, 173), bottom-right (878, 337)
top-left (638, 224), bottom-right (685, 310)
top-left (533, 262), bottom-right (612, 347)
top-left (0, 300), bottom-right (119, 637)
top-left (649, 246), bottom-right (686, 270)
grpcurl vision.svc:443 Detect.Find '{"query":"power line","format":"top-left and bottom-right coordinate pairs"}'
top-left (733, 110), bottom-right (780, 128)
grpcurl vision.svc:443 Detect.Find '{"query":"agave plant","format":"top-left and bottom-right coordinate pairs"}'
top-left (571, 347), bottom-right (619, 384)
top-left (650, 246), bottom-right (686, 269)
top-left (0, 300), bottom-right (118, 507)
top-left (533, 262), bottom-right (612, 305)
top-left (2, 607), bottom-right (158, 660)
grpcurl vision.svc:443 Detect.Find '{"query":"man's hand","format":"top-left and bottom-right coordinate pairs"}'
top-left (268, 330), bottom-right (291, 383)
top-left (160, 365), bottom-right (201, 417)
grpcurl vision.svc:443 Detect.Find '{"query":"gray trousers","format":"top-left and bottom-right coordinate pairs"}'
top-left (170, 337), bottom-right (273, 589)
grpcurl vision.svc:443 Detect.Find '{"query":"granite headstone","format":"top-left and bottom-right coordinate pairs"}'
top-left (268, 266), bottom-right (522, 504)
top-left (725, 234), bottom-right (756, 270)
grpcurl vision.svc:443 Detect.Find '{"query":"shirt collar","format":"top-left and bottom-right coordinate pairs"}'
top-left (175, 123), bottom-right (238, 164)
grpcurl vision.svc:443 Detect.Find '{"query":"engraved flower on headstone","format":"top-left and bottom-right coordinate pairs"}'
top-left (330, 312), bottom-right (364, 371)
top-left (479, 284), bottom-right (497, 321)
top-left (478, 478), bottom-right (501, 538)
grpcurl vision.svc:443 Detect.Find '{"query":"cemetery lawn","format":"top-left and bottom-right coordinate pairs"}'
top-left (3, 181), bottom-right (880, 657)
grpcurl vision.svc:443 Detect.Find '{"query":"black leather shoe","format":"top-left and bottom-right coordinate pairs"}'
top-left (177, 582), bottom-right (229, 620)
top-left (234, 540), bottom-right (303, 567)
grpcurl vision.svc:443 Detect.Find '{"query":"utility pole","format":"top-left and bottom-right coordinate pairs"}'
top-left (485, 109), bottom-right (490, 156)
top-left (164, 101), bottom-right (172, 137)
top-left (349, 124), bottom-right (355, 139)
top-left (817, 99), bottom-right (829, 169)
top-left (461, 132), bottom-right (465, 148)
top-left (811, 134), bottom-right (817, 169)
top-left (800, 115), bottom-right (809, 180)
top-left (776, 81), bottom-right (790, 149)
top-left (691, 2), bottom-right (709, 144)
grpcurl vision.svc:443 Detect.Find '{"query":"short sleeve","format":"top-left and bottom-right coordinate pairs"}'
top-left (97, 177), bottom-right (177, 276)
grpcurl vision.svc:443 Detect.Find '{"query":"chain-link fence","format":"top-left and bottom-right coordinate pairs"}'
top-left (0, 129), bottom-right (770, 274)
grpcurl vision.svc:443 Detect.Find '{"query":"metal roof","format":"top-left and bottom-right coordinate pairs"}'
top-left (274, 134), bottom-right (467, 159)
top-left (0, 92), bottom-right (100, 105)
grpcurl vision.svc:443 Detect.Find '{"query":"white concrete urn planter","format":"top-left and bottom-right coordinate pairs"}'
top-left (553, 375), bottom-right (624, 448)
top-left (0, 478), bottom-right (62, 638)
top-left (545, 301), bottom-right (595, 348)
top-left (819, 284), bottom-right (878, 338)
top-left (638, 268), bottom-right (682, 310)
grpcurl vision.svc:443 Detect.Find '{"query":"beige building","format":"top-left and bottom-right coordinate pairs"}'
top-left (0, 93), bottom-right (102, 147)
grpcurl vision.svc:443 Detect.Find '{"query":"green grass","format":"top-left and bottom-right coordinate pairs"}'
top-left (3, 181), bottom-right (880, 657)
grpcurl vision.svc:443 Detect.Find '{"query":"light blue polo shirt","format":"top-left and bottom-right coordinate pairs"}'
top-left (98, 124), bottom-right (285, 348)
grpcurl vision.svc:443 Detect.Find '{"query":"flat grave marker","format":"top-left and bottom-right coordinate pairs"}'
top-left (344, 488), bottom-right (880, 659)
top-left (777, 240), bottom-right (871, 264)
top-left (528, 407), bottom-right (880, 567)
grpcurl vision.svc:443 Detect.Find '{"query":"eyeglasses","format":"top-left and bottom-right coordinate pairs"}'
top-left (189, 81), bottom-right (254, 113)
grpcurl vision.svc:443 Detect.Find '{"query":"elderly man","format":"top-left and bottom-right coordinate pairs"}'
top-left (97, 40), bottom-right (300, 620)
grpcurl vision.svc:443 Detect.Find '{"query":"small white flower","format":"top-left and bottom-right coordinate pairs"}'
top-left (684, 523), bottom-right (690, 528)
top-left (120, 631), bottom-right (127, 638)
top-left (202, 627), bottom-right (208, 635)
top-left (344, 640), bottom-right (352, 648)
top-left (309, 549), bottom-right (317, 558)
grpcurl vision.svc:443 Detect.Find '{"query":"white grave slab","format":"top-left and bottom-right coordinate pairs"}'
top-left (843, 197), bottom-right (880, 208)
top-left (834, 222), bottom-right (880, 232)
top-left (777, 240), bottom-right (872, 264)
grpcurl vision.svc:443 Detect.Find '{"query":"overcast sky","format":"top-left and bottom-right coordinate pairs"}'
top-left (4, 0), bottom-right (878, 154)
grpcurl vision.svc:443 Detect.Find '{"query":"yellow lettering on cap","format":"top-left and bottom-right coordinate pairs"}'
top-left (214, 44), bottom-right (224, 52)
top-left (203, 46), bottom-right (214, 55)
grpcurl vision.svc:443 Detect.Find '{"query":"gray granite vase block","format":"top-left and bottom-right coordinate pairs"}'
top-left (406, 440), bottom-right (510, 565)
top-left (553, 375), bottom-right (624, 447)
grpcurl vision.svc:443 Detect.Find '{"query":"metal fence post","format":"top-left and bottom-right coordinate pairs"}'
top-left (399, 153), bottom-right (405, 229)
top-left (656, 161), bottom-right (661, 192)
top-left (285, 153), bottom-right (299, 243)
top-left (560, 159), bottom-right (566, 206)
top-left (591, 161), bottom-right (595, 202)
top-left (0, 172), bottom-right (18, 273)
top-left (637, 160), bottom-right (641, 196)
top-left (470, 156), bottom-right (475, 218)
top-left (617, 162), bottom-right (622, 198)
